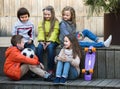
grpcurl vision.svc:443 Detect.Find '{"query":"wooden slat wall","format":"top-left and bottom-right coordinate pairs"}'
top-left (1, 46), bottom-right (120, 78)
top-left (0, 0), bottom-right (104, 36)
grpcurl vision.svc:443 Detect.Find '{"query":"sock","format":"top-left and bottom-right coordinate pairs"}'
top-left (44, 72), bottom-right (51, 78)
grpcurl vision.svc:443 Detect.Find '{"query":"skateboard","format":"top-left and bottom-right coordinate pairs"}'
top-left (82, 46), bottom-right (96, 81)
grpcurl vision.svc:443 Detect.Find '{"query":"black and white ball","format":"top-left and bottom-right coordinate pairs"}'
top-left (21, 48), bottom-right (35, 58)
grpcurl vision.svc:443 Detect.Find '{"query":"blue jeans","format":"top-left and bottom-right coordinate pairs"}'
top-left (56, 61), bottom-right (79, 79)
top-left (24, 42), bottom-right (36, 52)
top-left (36, 42), bottom-right (58, 70)
top-left (78, 29), bottom-right (104, 47)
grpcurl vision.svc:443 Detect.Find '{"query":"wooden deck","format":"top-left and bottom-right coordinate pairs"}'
top-left (0, 76), bottom-right (120, 89)
top-left (1, 45), bottom-right (120, 89)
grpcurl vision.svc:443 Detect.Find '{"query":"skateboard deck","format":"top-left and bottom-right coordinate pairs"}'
top-left (82, 46), bottom-right (96, 81)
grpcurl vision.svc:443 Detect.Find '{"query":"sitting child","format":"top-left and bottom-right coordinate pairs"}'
top-left (3, 35), bottom-right (53, 81)
top-left (54, 34), bottom-right (82, 83)
top-left (59, 6), bottom-right (112, 48)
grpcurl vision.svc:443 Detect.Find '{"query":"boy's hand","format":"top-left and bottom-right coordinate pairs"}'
top-left (28, 39), bottom-right (33, 44)
top-left (39, 63), bottom-right (44, 69)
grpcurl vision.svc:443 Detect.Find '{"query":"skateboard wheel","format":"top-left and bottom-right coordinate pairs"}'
top-left (84, 48), bottom-right (88, 52)
top-left (89, 69), bottom-right (93, 73)
top-left (82, 69), bottom-right (86, 73)
top-left (92, 47), bottom-right (96, 52)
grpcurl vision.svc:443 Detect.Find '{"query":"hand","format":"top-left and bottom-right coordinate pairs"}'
top-left (58, 56), bottom-right (66, 62)
top-left (28, 39), bottom-right (32, 44)
top-left (43, 42), bottom-right (51, 50)
top-left (40, 42), bottom-right (46, 50)
top-left (39, 63), bottom-right (44, 69)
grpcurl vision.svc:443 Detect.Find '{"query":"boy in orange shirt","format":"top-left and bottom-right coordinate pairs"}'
top-left (4, 35), bottom-right (53, 81)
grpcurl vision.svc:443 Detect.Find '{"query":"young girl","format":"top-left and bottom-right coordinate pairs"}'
top-left (59, 6), bottom-right (112, 48)
top-left (54, 34), bottom-right (82, 83)
top-left (12, 7), bottom-right (36, 52)
top-left (4, 35), bottom-right (53, 81)
top-left (36, 5), bottom-right (59, 74)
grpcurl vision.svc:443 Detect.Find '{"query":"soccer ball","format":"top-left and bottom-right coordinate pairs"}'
top-left (21, 48), bottom-right (35, 58)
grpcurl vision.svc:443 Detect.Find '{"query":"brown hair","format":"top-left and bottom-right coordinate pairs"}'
top-left (11, 35), bottom-right (23, 46)
top-left (42, 5), bottom-right (58, 41)
top-left (65, 34), bottom-right (82, 59)
top-left (17, 7), bottom-right (30, 20)
top-left (62, 6), bottom-right (76, 27)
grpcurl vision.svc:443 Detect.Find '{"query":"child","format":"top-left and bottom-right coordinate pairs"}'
top-left (3, 35), bottom-right (53, 81)
top-left (54, 34), bottom-right (82, 83)
top-left (36, 5), bottom-right (59, 74)
top-left (59, 6), bottom-right (112, 47)
top-left (12, 7), bottom-right (36, 52)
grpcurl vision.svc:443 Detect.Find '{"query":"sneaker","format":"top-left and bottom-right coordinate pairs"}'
top-left (60, 77), bottom-right (66, 83)
top-left (44, 74), bottom-right (55, 82)
top-left (76, 31), bottom-right (84, 41)
top-left (104, 35), bottom-right (112, 47)
top-left (53, 77), bottom-right (60, 83)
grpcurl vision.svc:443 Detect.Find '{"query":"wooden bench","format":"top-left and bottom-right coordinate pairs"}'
top-left (1, 46), bottom-right (120, 89)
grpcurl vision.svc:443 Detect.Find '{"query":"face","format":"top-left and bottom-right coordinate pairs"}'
top-left (17, 38), bottom-right (25, 50)
top-left (62, 10), bottom-right (71, 21)
top-left (19, 14), bottom-right (29, 23)
top-left (43, 10), bottom-right (52, 21)
top-left (64, 36), bottom-right (71, 49)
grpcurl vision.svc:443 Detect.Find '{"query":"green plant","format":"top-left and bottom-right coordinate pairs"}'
top-left (83, 0), bottom-right (120, 16)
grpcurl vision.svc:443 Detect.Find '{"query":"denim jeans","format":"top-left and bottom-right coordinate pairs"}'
top-left (24, 42), bottom-right (36, 52)
top-left (56, 61), bottom-right (79, 79)
top-left (78, 29), bottom-right (104, 47)
top-left (36, 42), bottom-right (58, 70)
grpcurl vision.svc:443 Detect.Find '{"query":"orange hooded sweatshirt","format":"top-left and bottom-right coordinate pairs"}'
top-left (4, 46), bottom-right (40, 80)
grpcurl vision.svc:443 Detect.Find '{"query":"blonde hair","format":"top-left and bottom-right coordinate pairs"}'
top-left (62, 6), bottom-right (76, 27)
top-left (42, 5), bottom-right (58, 40)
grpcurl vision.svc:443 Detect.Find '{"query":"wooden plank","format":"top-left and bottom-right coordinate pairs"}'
top-left (76, 17), bottom-right (84, 31)
top-left (96, 17), bottom-right (104, 36)
top-left (87, 79), bottom-right (104, 86)
top-left (20, 0), bottom-right (32, 12)
top-left (115, 50), bottom-right (120, 78)
top-left (39, 85), bottom-right (50, 89)
top-left (0, 0), bottom-right (4, 16)
top-left (10, 0), bottom-right (15, 16)
top-left (0, 17), bottom-right (7, 36)
top-left (97, 49), bottom-right (106, 78)
top-left (96, 79), bottom-right (113, 87)
top-left (68, 79), bottom-right (84, 86)
top-left (84, 17), bottom-right (91, 30)
top-left (78, 80), bottom-right (92, 86)
top-left (92, 48), bottom-right (98, 79)
top-left (106, 49), bottom-right (115, 78)
top-left (37, 0), bottom-right (43, 16)
top-left (24, 85), bottom-right (32, 89)
top-left (90, 17), bottom-right (97, 35)
top-left (115, 82), bottom-right (120, 88)
top-left (31, 0), bottom-right (38, 16)
top-left (105, 79), bottom-right (120, 87)
top-left (74, 0), bottom-right (84, 16)
top-left (4, 0), bottom-right (10, 16)
top-left (14, 0), bottom-right (20, 16)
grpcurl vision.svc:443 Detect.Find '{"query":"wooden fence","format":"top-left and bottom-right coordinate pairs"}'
top-left (0, 0), bottom-right (104, 36)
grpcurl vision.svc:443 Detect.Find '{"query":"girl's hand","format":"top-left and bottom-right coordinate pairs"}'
top-left (44, 42), bottom-right (51, 50)
top-left (40, 42), bottom-right (46, 50)
top-left (58, 56), bottom-right (66, 62)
